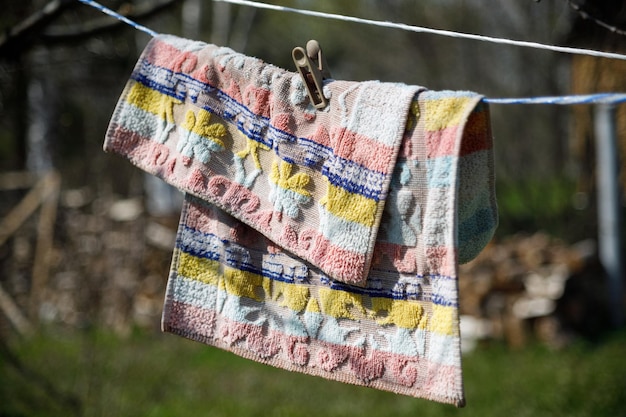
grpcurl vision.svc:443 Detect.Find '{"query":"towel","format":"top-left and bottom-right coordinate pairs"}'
top-left (104, 34), bottom-right (497, 406)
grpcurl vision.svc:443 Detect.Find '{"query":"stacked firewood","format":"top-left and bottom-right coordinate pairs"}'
top-left (50, 193), bottom-right (177, 334)
top-left (459, 232), bottom-right (608, 350)
top-left (0, 184), bottom-right (176, 336)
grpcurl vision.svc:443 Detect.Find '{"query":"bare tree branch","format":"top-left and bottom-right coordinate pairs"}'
top-left (0, 0), bottom-right (77, 58)
top-left (0, 0), bottom-right (184, 58)
top-left (42, 0), bottom-right (184, 44)
top-left (568, 0), bottom-right (626, 36)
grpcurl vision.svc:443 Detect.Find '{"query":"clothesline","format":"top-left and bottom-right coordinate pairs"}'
top-left (485, 93), bottom-right (626, 105)
top-left (215, 0), bottom-right (626, 61)
top-left (77, 0), bottom-right (158, 37)
top-left (77, 0), bottom-right (626, 105)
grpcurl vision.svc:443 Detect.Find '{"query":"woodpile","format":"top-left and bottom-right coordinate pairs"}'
top-left (459, 233), bottom-right (610, 350)
top-left (0, 178), bottom-right (176, 337)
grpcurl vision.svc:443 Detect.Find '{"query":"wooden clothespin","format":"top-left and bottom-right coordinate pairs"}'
top-left (292, 40), bottom-right (331, 109)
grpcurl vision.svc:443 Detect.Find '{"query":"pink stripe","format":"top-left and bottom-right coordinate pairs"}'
top-left (163, 299), bottom-right (217, 340)
top-left (297, 231), bottom-right (367, 285)
top-left (332, 127), bottom-right (398, 173)
top-left (184, 200), bottom-right (272, 250)
top-left (460, 108), bottom-right (492, 156)
top-left (166, 301), bottom-right (309, 364)
top-left (422, 246), bottom-right (457, 277)
top-left (424, 360), bottom-right (463, 402)
top-left (144, 39), bottom-right (394, 167)
top-left (107, 126), bottom-right (266, 228)
top-left (425, 126), bottom-right (459, 159)
top-left (146, 40), bottom-right (271, 117)
top-left (106, 126), bottom-right (170, 178)
top-left (105, 125), bottom-right (142, 154)
top-left (425, 118), bottom-right (492, 159)
top-left (371, 241), bottom-right (457, 278)
top-left (372, 242), bottom-right (418, 274)
top-left (184, 200), bottom-right (220, 234)
top-left (164, 300), bottom-right (461, 393)
top-left (146, 39), bottom-right (196, 74)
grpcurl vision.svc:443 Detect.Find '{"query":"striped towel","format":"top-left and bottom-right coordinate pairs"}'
top-left (104, 34), bottom-right (497, 406)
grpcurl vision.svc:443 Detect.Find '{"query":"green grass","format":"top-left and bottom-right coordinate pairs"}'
top-left (1, 328), bottom-right (626, 417)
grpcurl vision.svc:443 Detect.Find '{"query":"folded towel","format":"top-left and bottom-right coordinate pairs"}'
top-left (104, 34), bottom-right (497, 406)
top-left (105, 34), bottom-right (420, 286)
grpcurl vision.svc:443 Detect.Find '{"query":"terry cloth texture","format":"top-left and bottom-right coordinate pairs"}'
top-left (104, 34), bottom-right (498, 406)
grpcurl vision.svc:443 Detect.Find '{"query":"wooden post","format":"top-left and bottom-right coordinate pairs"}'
top-left (0, 283), bottom-right (33, 336)
top-left (0, 170), bottom-right (61, 325)
top-left (29, 171), bottom-right (61, 321)
top-left (0, 172), bottom-right (54, 247)
top-left (594, 103), bottom-right (624, 327)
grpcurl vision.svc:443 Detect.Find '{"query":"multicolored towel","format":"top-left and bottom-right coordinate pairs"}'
top-left (104, 34), bottom-right (497, 406)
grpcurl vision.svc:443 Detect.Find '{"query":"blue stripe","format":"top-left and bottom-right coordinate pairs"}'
top-left (426, 156), bottom-right (455, 188)
top-left (176, 223), bottom-right (458, 307)
top-left (327, 276), bottom-right (458, 307)
top-left (176, 226), bottom-right (222, 261)
top-left (322, 166), bottom-right (385, 201)
top-left (131, 59), bottom-right (389, 201)
top-left (179, 227), bottom-right (307, 284)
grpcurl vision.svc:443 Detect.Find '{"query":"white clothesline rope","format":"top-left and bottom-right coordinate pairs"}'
top-left (78, 0), bottom-right (626, 105)
top-left (215, 0), bottom-right (626, 62)
top-left (77, 0), bottom-right (158, 37)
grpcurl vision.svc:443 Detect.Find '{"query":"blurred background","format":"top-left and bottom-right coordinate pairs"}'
top-left (1, 1), bottom-right (625, 416)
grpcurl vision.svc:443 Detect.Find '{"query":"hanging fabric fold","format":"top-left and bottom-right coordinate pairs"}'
top-left (105, 34), bottom-right (418, 286)
top-left (104, 34), bottom-right (497, 406)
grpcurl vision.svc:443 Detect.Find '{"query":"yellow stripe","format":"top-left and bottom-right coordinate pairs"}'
top-left (127, 82), bottom-right (180, 120)
top-left (181, 108), bottom-right (227, 148)
top-left (178, 250), bottom-right (221, 286)
top-left (370, 297), bottom-right (427, 330)
top-left (223, 267), bottom-right (264, 302)
top-left (305, 297), bottom-right (321, 313)
top-left (424, 97), bottom-right (471, 131)
top-left (318, 287), bottom-right (364, 320)
top-left (269, 160), bottom-right (311, 197)
top-left (263, 279), bottom-right (310, 312)
top-left (429, 304), bottom-right (457, 336)
top-left (176, 250), bottom-right (457, 334)
top-left (179, 251), bottom-right (262, 302)
top-left (320, 181), bottom-right (378, 227)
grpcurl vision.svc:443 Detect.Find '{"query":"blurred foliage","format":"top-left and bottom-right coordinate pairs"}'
top-left (1, 327), bottom-right (625, 416)
top-left (495, 177), bottom-right (596, 241)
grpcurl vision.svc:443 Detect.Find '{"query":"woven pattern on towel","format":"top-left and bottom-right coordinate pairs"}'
top-left (104, 34), bottom-right (420, 286)
top-left (104, 34), bottom-right (497, 406)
